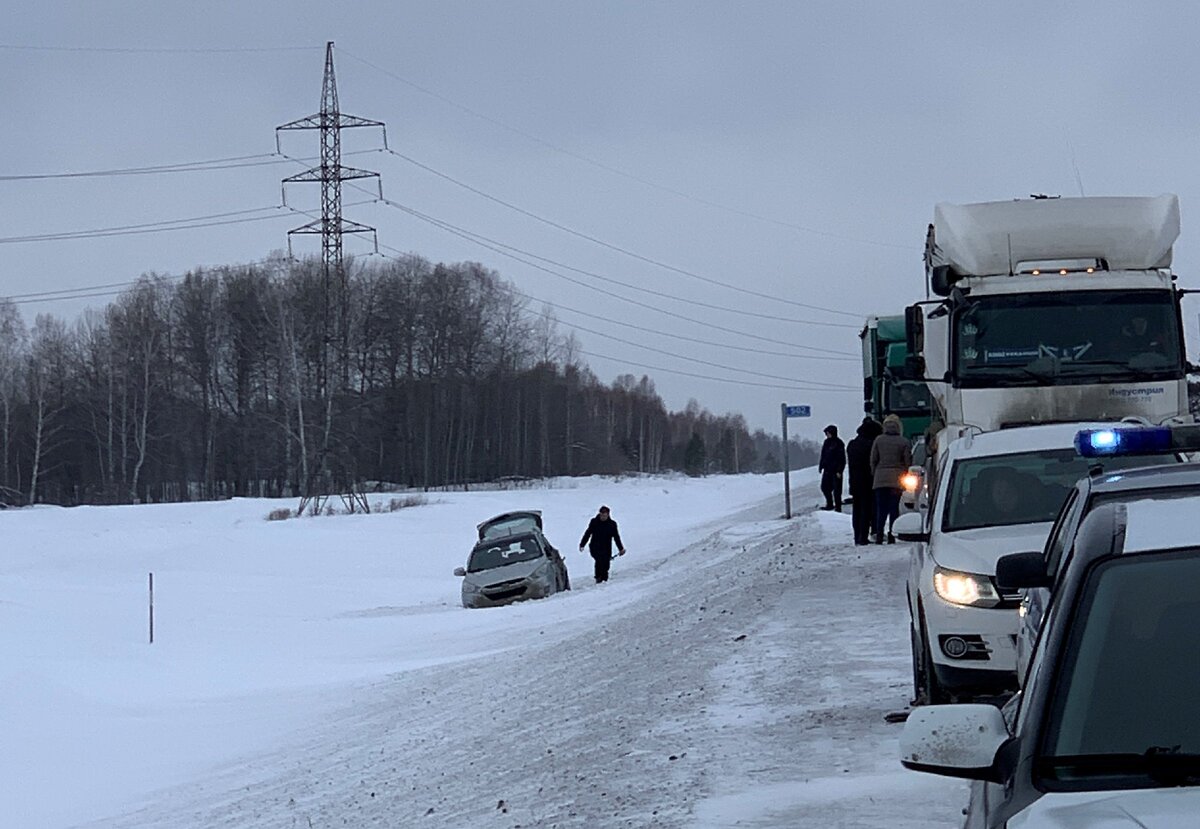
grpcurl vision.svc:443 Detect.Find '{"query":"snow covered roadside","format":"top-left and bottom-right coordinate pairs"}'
top-left (3, 471), bottom-right (967, 827)
top-left (685, 510), bottom-right (965, 827)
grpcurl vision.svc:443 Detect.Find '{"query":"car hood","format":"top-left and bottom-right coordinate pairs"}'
top-left (1012, 788), bottom-right (1200, 828)
top-left (463, 557), bottom-right (548, 589)
top-left (931, 522), bottom-right (1051, 575)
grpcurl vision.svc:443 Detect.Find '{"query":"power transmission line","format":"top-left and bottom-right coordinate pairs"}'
top-left (519, 309), bottom-right (856, 388)
top-left (367, 239), bottom-right (855, 359)
top-left (365, 243), bottom-right (857, 390)
top-left (1, 255), bottom-right (290, 305)
top-left (0, 44), bottom-right (318, 54)
top-left (568, 347), bottom-right (856, 392)
top-left (0, 153), bottom-right (278, 181)
top-left (518, 295), bottom-right (856, 361)
top-left (0, 205), bottom-right (284, 244)
top-left (0, 200), bottom-right (374, 245)
top-left (338, 47), bottom-right (914, 252)
top-left (363, 244), bottom-right (852, 386)
top-left (369, 192), bottom-right (857, 329)
top-left (0, 148), bottom-right (379, 181)
top-left (383, 148), bottom-right (863, 319)
top-left (350, 204), bottom-right (856, 354)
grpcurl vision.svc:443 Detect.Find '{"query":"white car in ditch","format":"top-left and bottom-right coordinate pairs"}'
top-left (454, 511), bottom-right (570, 608)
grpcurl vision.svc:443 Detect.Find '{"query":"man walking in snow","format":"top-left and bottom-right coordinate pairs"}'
top-left (579, 505), bottom-right (626, 584)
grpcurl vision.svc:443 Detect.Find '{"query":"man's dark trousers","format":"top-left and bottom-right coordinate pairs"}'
top-left (850, 488), bottom-right (873, 544)
top-left (593, 552), bottom-right (612, 583)
top-left (821, 471), bottom-right (843, 511)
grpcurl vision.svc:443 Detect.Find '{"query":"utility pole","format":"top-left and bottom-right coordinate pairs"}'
top-left (277, 41), bottom-right (386, 513)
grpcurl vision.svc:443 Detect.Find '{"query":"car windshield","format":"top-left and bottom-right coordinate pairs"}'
top-left (1037, 550), bottom-right (1200, 789)
top-left (942, 448), bottom-right (1159, 532)
top-left (467, 535), bottom-right (544, 572)
top-left (953, 289), bottom-right (1182, 386)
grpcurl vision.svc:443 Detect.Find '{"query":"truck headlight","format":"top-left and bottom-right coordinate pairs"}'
top-left (933, 566), bottom-right (1000, 608)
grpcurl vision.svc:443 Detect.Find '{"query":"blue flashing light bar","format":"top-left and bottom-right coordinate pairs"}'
top-left (1075, 427), bottom-right (1173, 457)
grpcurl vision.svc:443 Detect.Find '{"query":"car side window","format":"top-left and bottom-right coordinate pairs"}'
top-left (1044, 489), bottom-right (1084, 576)
top-left (926, 454), bottom-right (948, 532)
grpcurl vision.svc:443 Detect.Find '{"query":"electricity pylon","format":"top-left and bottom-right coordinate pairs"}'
top-left (277, 41), bottom-right (386, 514)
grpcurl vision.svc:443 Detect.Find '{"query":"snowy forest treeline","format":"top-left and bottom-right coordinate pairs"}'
top-left (0, 256), bottom-right (819, 506)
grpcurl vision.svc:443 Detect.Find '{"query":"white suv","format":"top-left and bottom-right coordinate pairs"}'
top-left (901, 495), bottom-right (1200, 826)
top-left (897, 421), bottom-right (1158, 704)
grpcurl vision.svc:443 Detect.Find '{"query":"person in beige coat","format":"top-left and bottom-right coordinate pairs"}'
top-left (869, 414), bottom-right (913, 543)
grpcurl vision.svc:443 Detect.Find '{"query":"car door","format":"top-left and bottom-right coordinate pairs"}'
top-left (1018, 488), bottom-right (1084, 679)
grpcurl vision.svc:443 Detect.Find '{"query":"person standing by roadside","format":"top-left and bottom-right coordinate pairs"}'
top-left (579, 505), bottom-right (626, 584)
top-left (870, 414), bottom-right (912, 544)
top-left (818, 424), bottom-right (846, 512)
top-left (847, 417), bottom-right (882, 545)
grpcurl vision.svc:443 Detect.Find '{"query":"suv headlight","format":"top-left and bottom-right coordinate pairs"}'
top-left (463, 580), bottom-right (483, 594)
top-left (933, 566), bottom-right (1001, 608)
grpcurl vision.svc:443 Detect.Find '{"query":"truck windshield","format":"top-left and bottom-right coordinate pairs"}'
top-left (953, 290), bottom-right (1182, 386)
top-left (1037, 551), bottom-right (1200, 790)
top-left (885, 380), bottom-right (931, 414)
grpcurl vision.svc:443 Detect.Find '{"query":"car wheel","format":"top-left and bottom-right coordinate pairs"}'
top-left (909, 619), bottom-right (923, 704)
top-left (916, 610), bottom-right (950, 706)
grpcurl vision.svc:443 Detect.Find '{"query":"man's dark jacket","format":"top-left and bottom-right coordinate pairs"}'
top-left (819, 437), bottom-right (846, 475)
top-left (847, 423), bottom-right (880, 495)
top-left (580, 516), bottom-right (624, 557)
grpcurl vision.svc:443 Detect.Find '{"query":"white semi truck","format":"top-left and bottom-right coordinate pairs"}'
top-left (906, 195), bottom-right (1193, 434)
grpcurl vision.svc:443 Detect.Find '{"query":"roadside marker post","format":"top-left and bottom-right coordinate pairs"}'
top-left (781, 404), bottom-right (811, 519)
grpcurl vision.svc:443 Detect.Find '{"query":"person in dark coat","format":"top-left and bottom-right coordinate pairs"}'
top-left (579, 505), bottom-right (626, 583)
top-left (870, 414), bottom-right (913, 543)
top-left (818, 425), bottom-right (847, 511)
top-left (846, 417), bottom-right (882, 545)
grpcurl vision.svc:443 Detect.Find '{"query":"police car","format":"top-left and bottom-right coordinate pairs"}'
top-left (896, 422), bottom-right (1165, 705)
top-left (996, 424), bottom-right (1199, 683)
top-left (900, 492), bottom-right (1200, 827)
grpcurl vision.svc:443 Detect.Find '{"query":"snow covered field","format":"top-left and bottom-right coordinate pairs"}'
top-left (2, 471), bottom-right (966, 827)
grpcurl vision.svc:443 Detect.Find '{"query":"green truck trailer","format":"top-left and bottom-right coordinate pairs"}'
top-left (860, 315), bottom-right (933, 440)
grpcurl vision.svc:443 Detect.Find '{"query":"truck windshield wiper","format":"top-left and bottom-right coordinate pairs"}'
top-left (1038, 747), bottom-right (1200, 786)
top-left (961, 366), bottom-right (1055, 383)
top-left (1060, 359), bottom-right (1174, 380)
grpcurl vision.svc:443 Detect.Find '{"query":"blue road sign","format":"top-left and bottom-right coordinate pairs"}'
top-left (785, 405), bottom-right (811, 418)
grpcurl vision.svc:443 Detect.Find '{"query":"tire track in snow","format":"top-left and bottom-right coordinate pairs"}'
top-left (84, 488), bottom-right (966, 828)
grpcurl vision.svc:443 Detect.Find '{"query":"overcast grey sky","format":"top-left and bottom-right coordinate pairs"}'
top-left (5, 2), bottom-right (1200, 438)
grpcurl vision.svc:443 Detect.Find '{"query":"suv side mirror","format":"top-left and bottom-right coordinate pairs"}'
top-left (900, 704), bottom-right (1012, 783)
top-left (453, 567), bottom-right (466, 577)
top-left (995, 551), bottom-right (1051, 590)
top-left (893, 511), bottom-right (928, 543)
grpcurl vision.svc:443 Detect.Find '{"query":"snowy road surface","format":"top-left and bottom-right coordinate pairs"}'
top-left (3, 474), bottom-right (966, 827)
